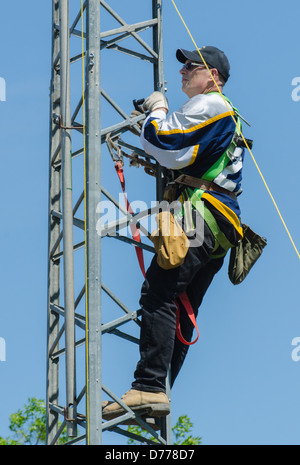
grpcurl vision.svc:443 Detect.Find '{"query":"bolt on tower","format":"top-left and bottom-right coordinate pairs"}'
top-left (46, 0), bottom-right (171, 445)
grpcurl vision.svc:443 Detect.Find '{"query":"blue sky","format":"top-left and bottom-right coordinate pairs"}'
top-left (1, 0), bottom-right (300, 445)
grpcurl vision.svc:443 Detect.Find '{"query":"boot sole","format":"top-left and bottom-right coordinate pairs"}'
top-left (121, 416), bottom-right (161, 431)
top-left (102, 403), bottom-right (170, 421)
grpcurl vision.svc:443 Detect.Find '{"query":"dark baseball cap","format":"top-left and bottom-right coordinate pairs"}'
top-left (176, 45), bottom-right (230, 82)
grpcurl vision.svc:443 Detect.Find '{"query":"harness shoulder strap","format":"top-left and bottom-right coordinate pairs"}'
top-left (201, 95), bottom-right (242, 183)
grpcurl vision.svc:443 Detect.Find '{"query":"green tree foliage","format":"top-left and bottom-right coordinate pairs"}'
top-left (0, 398), bottom-right (67, 445)
top-left (172, 415), bottom-right (202, 445)
top-left (127, 414), bottom-right (202, 445)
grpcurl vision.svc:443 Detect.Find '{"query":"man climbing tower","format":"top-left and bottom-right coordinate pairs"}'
top-left (102, 45), bottom-right (246, 421)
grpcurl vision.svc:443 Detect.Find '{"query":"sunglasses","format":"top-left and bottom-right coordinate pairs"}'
top-left (181, 62), bottom-right (208, 71)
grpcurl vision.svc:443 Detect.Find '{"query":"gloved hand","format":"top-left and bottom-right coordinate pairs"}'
top-left (143, 91), bottom-right (169, 113)
top-left (129, 110), bottom-right (145, 136)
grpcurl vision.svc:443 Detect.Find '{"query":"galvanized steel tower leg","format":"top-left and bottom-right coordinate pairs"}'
top-left (85, 0), bottom-right (102, 445)
top-left (46, 0), bottom-right (61, 445)
top-left (60, 0), bottom-right (77, 437)
top-left (152, 0), bottom-right (172, 445)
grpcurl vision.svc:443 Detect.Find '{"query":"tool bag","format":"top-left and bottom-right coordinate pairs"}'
top-left (228, 223), bottom-right (267, 285)
top-left (150, 211), bottom-right (190, 270)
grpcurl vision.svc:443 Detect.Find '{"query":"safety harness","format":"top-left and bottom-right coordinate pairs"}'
top-left (189, 188), bottom-right (235, 258)
top-left (113, 96), bottom-right (250, 346)
top-left (175, 96), bottom-right (245, 259)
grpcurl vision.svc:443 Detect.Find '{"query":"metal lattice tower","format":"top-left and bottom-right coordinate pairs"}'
top-left (46, 0), bottom-right (171, 445)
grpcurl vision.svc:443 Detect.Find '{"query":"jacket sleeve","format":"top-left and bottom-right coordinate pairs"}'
top-left (140, 93), bottom-right (235, 170)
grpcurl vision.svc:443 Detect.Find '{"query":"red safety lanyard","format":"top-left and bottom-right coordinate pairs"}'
top-left (114, 162), bottom-right (199, 345)
top-left (175, 294), bottom-right (199, 345)
top-left (115, 162), bottom-right (146, 278)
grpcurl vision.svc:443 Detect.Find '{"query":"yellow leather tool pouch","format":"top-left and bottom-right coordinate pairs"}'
top-left (150, 211), bottom-right (190, 270)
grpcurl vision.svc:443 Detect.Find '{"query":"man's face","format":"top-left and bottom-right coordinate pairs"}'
top-left (180, 60), bottom-right (213, 98)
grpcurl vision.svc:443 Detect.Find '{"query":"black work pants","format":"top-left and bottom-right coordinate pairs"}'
top-left (132, 220), bottom-right (225, 393)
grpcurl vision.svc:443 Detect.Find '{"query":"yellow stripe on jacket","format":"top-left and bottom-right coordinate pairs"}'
top-left (202, 192), bottom-right (243, 238)
top-left (150, 110), bottom-right (235, 135)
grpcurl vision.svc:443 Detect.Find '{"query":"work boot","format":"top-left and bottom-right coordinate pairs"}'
top-left (102, 400), bottom-right (162, 430)
top-left (102, 389), bottom-right (170, 421)
top-left (122, 416), bottom-right (161, 431)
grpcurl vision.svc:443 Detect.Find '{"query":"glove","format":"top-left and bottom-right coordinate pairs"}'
top-left (129, 110), bottom-right (145, 136)
top-left (142, 91), bottom-right (169, 113)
